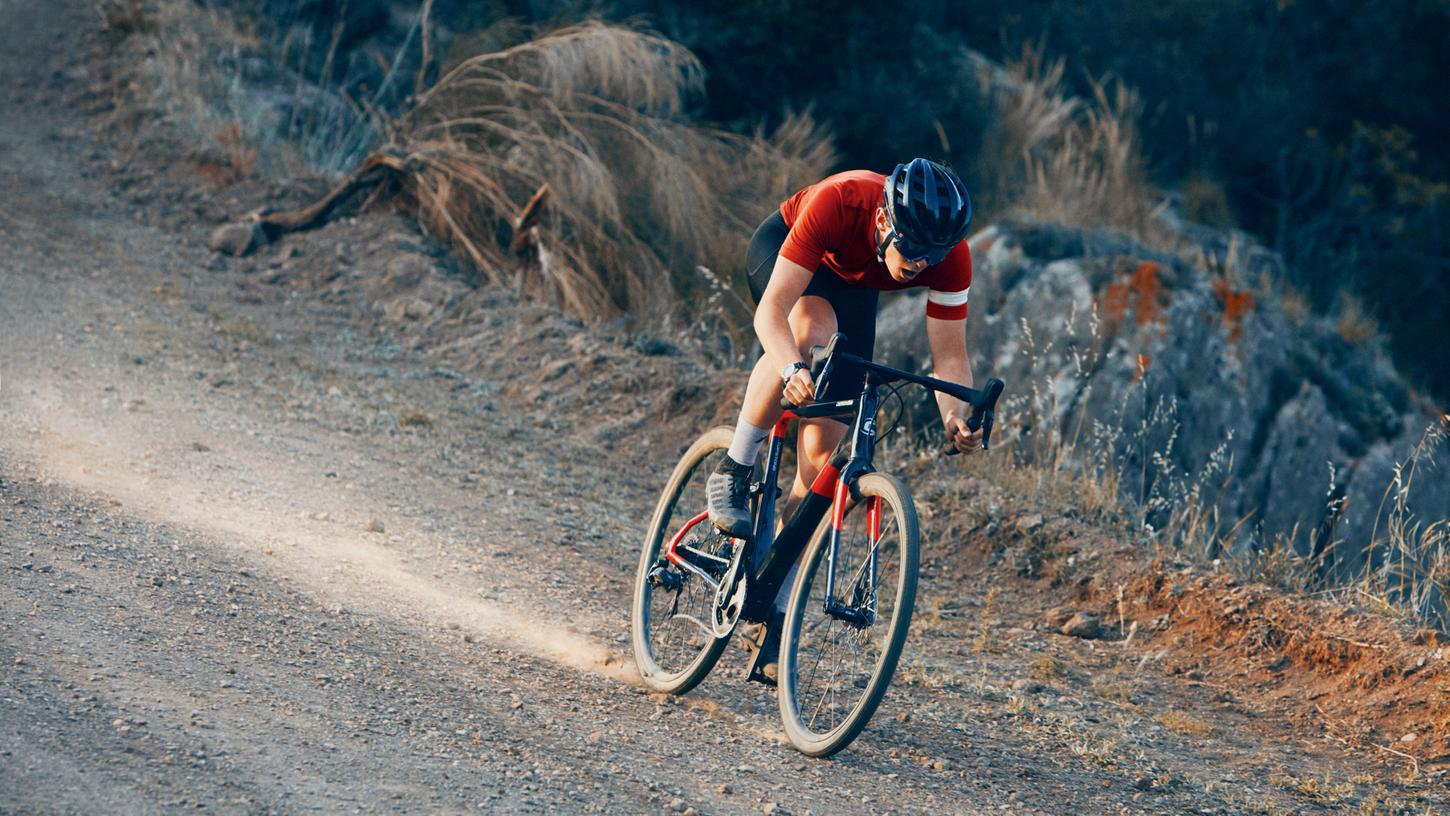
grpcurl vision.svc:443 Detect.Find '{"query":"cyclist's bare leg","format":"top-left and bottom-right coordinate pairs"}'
top-left (782, 418), bottom-right (847, 520)
top-left (738, 295), bottom-right (838, 429)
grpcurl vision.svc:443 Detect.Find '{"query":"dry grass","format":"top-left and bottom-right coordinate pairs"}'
top-left (108, 6), bottom-right (833, 338)
top-left (1029, 652), bottom-right (1066, 683)
top-left (1336, 292), bottom-right (1382, 344)
top-left (102, 0), bottom-right (378, 178)
top-left (1357, 421), bottom-right (1450, 627)
top-left (366, 22), bottom-right (833, 335)
top-left (1155, 709), bottom-right (1212, 738)
top-left (974, 41), bottom-right (1169, 247)
top-left (972, 587), bottom-right (999, 653)
top-left (1089, 667), bottom-right (1136, 705)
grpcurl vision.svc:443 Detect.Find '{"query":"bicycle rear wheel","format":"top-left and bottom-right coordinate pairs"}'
top-left (777, 471), bottom-right (919, 756)
top-left (631, 426), bottom-right (740, 694)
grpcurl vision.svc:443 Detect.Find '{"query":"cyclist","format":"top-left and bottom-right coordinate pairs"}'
top-left (707, 158), bottom-right (983, 680)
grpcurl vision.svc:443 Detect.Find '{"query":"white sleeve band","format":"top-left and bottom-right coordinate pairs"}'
top-left (927, 287), bottom-right (970, 307)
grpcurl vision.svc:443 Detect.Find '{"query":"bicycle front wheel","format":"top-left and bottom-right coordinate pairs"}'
top-left (631, 426), bottom-right (738, 694)
top-left (777, 471), bottom-right (920, 757)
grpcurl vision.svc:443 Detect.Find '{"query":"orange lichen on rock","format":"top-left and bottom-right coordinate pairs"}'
top-left (1100, 279), bottom-right (1132, 325)
top-left (1211, 276), bottom-right (1256, 342)
top-left (1128, 261), bottom-right (1164, 326)
top-left (1098, 260), bottom-right (1169, 331)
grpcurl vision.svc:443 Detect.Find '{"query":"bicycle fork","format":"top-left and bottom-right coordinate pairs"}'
top-left (822, 381), bottom-right (884, 627)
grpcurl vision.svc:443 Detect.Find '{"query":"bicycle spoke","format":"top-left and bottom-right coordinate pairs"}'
top-left (781, 474), bottom-right (918, 754)
top-left (633, 433), bottom-right (744, 691)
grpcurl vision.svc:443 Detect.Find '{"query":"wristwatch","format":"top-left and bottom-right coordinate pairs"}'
top-left (781, 360), bottom-right (808, 382)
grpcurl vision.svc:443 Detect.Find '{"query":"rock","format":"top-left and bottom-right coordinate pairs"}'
top-left (1015, 513), bottom-right (1045, 535)
top-left (1061, 612), bottom-right (1102, 639)
top-left (365, 518), bottom-right (385, 533)
top-left (205, 252), bottom-right (227, 271)
top-left (1044, 607), bottom-right (1075, 627)
top-left (872, 218), bottom-right (1446, 598)
top-left (630, 334), bottom-right (679, 357)
top-left (384, 254), bottom-right (432, 290)
top-left (381, 297), bottom-right (436, 322)
top-left (668, 798), bottom-right (686, 812)
top-left (208, 221), bottom-right (266, 256)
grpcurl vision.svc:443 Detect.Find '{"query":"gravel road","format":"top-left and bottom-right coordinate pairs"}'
top-left (2, 3), bottom-right (1442, 815)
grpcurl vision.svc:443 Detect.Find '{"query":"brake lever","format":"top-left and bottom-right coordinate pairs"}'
top-left (944, 378), bottom-right (1004, 456)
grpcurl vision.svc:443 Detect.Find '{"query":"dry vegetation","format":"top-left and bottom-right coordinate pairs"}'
top-left (100, 0), bottom-right (377, 178)
top-left (903, 352), bottom-right (1449, 631)
top-left (385, 22), bottom-right (834, 331)
top-left (971, 41), bottom-right (1170, 247)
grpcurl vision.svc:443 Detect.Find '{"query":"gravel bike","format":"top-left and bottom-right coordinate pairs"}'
top-left (631, 332), bottom-right (1004, 756)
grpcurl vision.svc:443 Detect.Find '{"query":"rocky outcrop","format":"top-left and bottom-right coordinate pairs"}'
top-left (877, 220), bottom-right (1447, 589)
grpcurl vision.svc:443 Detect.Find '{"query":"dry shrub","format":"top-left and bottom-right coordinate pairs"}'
top-left (975, 41), bottom-right (1168, 246)
top-left (384, 21), bottom-right (835, 324)
top-left (1358, 420), bottom-right (1450, 628)
top-left (1335, 292), bottom-right (1381, 344)
top-left (104, 0), bottom-right (378, 178)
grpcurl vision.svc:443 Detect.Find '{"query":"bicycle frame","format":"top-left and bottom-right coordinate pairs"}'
top-left (660, 334), bottom-right (1002, 628)
top-left (738, 338), bottom-right (1003, 623)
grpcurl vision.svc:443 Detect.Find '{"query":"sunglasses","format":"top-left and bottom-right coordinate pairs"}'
top-left (890, 230), bottom-right (953, 266)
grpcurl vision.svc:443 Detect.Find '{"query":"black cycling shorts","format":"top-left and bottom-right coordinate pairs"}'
top-left (745, 209), bottom-right (878, 405)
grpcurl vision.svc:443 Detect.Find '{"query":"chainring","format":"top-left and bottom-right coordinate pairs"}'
top-left (710, 538), bottom-right (748, 638)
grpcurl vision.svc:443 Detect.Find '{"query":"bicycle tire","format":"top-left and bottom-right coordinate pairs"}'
top-left (777, 471), bottom-right (920, 756)
top-left (630, 426), bottom-right (738, 694)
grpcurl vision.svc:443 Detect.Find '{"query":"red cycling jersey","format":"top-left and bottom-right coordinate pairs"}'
top-left (778, 170), bottom-right (971, 320)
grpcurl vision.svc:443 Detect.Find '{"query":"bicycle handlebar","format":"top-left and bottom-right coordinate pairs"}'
top-left (943, 376), bottom-right (1003, 456)
top-left (778, 332), bottom-right (1005, 455)
top-left (776, 333), bottom-right (842, 412)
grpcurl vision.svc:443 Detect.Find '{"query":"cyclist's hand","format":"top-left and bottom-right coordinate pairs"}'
top-left (783, 369), bottom-right (816, 407)
top-left (945, 413), bottom-right (983, 455)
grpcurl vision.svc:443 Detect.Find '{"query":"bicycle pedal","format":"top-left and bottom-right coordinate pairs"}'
top-left (746, 649), bottom-right (779, 687)
top-left (737, 620), bottom-right (767, 648)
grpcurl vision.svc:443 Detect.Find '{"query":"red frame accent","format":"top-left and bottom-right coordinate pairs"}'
top-left (808, 464), bottom-right (841, 498)
top-left (664, 510), bottom-right (710, 567)
top-left (831, 478), bottom-right (850, 532)
top-left (867, 496), bottom-right (881, 542)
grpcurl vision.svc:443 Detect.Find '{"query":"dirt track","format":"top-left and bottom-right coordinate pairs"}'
top-left (2, 4), bottom-right (1445, 815)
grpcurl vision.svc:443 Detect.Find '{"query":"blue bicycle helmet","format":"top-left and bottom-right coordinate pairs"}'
top-left (878, 158), bottom-right (972, 265)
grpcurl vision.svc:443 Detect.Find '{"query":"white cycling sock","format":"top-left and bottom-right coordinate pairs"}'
top-left (726, 417), bottom-right (770, 467)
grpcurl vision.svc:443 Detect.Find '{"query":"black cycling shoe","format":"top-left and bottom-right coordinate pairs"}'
top-left (706, 456), bottom-right (754, 540)
top-left (746, 610), bottom-right (785, 687)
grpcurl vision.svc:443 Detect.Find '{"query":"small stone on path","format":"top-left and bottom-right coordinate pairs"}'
top-left (1061, 612), bottom-right (1102, 639)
